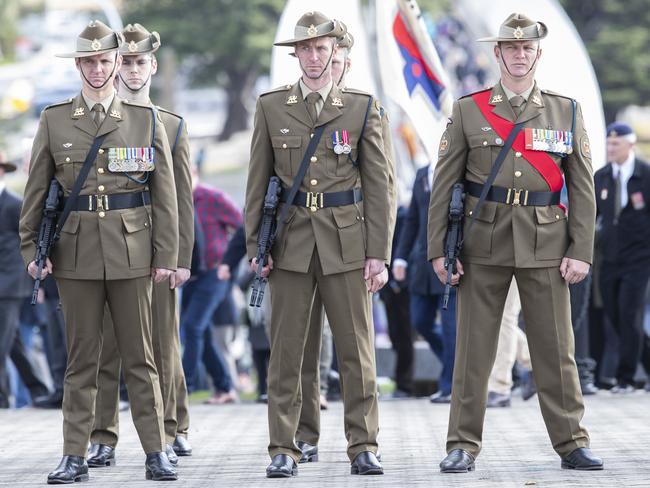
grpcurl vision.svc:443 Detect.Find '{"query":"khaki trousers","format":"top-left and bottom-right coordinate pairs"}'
top-left (487, 279), bottom-right (532, 395)
top-left (91, 280), bottom-right (187, 447)
top-left (447, 264), bottom-right (589, 457)
top-left (267, 250), bottom-right (379, 463)
top-left (57, 276), bottom-right (165, 456)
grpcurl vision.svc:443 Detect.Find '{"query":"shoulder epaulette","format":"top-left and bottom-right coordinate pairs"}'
top-left (122, 99), bottom-right (151, 109)
top-left (459, 87), bottom-right (492, 100)
top-left (540, 89), bottom-right (575, 103)
top-left (260, 84), bottom-right (293, 97)
top-left (156, 106), bottom-right (184, 121)
top-left (341, 87), bottom-right (372, 97)
top-left (44, 98), bottom-right (73, 110)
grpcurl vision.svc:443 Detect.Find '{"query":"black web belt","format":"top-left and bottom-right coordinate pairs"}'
top-left (465, 180), bottom-right (561, 206)
top-left (61, 191), bottom-right (151, 212)
top-left (281, 187), bottom-right (362, 211)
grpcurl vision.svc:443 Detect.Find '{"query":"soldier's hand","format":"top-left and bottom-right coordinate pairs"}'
top-left (364, 258), bottom-right (385, 280)
top-left (367, 268), bottom-right (388, 293)
top-left (217, 264), bottom-right (231, 281)
top-left (152, 267), bottom-right (174, 283)
top-left (432, 257), bottom-right (464, 285)
top-left (251, 255), bottom-right (274, 278)
top-left (28, 258), bottom-right (53, 280)
top-left (171, 267), bottom-right (191, 289)
top-left (560, 257), bottom-right (590, 285)
top-left (393, 263), bottom-right (407, 282)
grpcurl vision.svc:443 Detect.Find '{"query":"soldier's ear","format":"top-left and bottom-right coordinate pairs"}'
top-left (151, 55), bottom-right (158, 75)
top-left (493, 43), bottom-right (501, 62)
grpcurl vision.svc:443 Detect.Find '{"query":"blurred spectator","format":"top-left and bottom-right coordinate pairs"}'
top-left (181, 166), bottom-right (242, 403)
top-left (593, 122), bottom-right (650, 393)
top-left (393, 164), bottom-right (455, 403)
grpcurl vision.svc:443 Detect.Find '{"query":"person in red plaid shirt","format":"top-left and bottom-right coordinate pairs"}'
top-left (181, 168), bottom-right (242, 402)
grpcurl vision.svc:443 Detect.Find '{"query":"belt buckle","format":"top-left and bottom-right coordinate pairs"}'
top-left (508, 189), bottom-right (529, 206)
top-left (89, 195), bottom-right (109, 212)
top-left (306, 192), bottom-right (323, 212)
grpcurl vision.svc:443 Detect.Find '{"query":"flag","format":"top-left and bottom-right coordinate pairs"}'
top-left (377, 0), bottom-right (454, 163)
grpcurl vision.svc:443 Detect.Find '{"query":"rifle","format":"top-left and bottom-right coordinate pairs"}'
top-left (442, 182), bottom-right (464, 310)
top-left (250, 176), bottom-right (281, 307)
top-left (31, 179), bottom-right (62, 305)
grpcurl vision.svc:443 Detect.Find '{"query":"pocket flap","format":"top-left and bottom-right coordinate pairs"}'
top-left (465, 200), bottom-right (497, 223)
top-left (271, 136), bottom-right (302, 149)
top-left (535, 206), bottom-right (567, 224)
top-left (121, 212), bottom-right (150, 233)
top-left (467, 133), bottom-right (503, 149)
top-left (52, 150), bottom-right (89, 165)
top-left (60, 212), bottom-right (80, 234)
top-left (332, 207), bottom-right (359, 228)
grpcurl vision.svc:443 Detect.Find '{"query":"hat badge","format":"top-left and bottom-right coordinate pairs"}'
top-left (513, 26), bottom-right (524, 39)
top-left (91, 39), bottom-right (102, 51)
top-left (307, 24), bottom-right (318, 37)
top-left (128, 40), bottom-right (137, 53)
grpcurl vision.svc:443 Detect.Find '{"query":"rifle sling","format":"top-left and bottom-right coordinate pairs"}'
top-left (272, 125), bottom-right (326, 243)
top-left (460, 121), bottom-right (525, 246)
top-left (54, 133), bottom-right (107, 242)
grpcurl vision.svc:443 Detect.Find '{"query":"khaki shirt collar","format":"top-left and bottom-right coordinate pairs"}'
top-left (500, 81), bottom-right (535, 102)
top-left (82, 90), bottom-right (115, 113)
top-left (299, 79), bottom-right (333, 102)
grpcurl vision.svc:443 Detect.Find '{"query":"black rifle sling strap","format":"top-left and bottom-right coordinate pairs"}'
top-left (461, 121), bottom-right (525, 246)
top-left (54, 133), bottom-right (108, 241)
top-left (272, 125), bottom-right (326, 243)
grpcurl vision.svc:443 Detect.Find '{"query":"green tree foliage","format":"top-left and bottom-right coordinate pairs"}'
top-left (0, 0), bottom-right (19, 62)
top-left (125, 0), bottom-right (285, 140)
top-left (561, 0), bottom-right (650, 122)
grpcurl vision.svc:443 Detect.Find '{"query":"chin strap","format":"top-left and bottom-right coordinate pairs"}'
top-left (117, 70), bottom-right (152, 94)
top-left (299, 40), bottom-right (336, 82)
top-left (498, 45), bottom-right (540, 80)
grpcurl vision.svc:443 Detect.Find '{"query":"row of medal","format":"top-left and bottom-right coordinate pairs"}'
top-left (332, 130), bottom-right (352, 155)
top-left (524, 128), bottom-right (573, 155)
top-left (107, 147), bottom-right (156, 172)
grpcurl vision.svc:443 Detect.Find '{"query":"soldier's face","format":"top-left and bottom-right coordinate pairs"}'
top-left (607, 137), bottom-right (634, 164)
top-left (120, 54), bottom-right (157, 89)
top-left (295, 38), bottom-right (336, 79)
top-left (76, 52), bottom-right (121, 89)
top-left (495, 41), bottom-right (541, 78)
top-left (331, 49), bottom-right (351, 85)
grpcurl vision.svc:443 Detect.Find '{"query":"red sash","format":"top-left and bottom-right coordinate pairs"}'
top-left (471, 90), bottom-right (564, 192)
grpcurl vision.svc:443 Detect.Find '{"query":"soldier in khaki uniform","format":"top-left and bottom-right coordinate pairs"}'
top-left (427, 13), bottom-right (603, 473)
top-left (245, 12), bottom-right (392, 478)
top-left (19, 21), bottom-right (178, 483)
top-left (87, 23), bottom-right (194, 469)
top-left (295, 27), bottom-right (396, 464)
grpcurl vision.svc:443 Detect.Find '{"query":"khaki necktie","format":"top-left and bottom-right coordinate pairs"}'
top-left (92, 103), bottom-right (105, 127)
top-left (305, 92), bottom-right (320, 124)
top-left (614, 170), bottom-right (622, 220)
top-left (510, 95), bottom-right (526, 118)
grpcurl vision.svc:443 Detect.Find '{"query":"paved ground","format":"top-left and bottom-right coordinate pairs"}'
top-left (1, 393), bottom-right (648, 487)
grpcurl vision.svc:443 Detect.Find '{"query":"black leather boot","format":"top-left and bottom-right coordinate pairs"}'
top-left (145, 452), bottom-right (178, 481)
top-left (47, 456), bottom-right (89, 484)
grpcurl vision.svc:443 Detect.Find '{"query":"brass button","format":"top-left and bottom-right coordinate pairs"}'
top-left (282, 143), bottom-right (287, 149)
top-left (65, 157), bottom-right (71, 162)
top-left (514, 170), bottom-right (522, 178)
top-left (144, 222), bottom-right (149, 227)
top-left (310, 179), bottom-right (318, 186)
top-left (495, 137), bottom-right (503, 145)
top-left (98, 185), bottom-right (105, 192)
top-left (310, 156), bottom-right (318, 163)
top-left (515, 151), bottom-right (522, 158)
top-left (555, 214), bottom-right (560, 220)
top-left (98, 148), bottom-right (104, 154)
top-left (469, 210), bottom-right (473, 216)
top-left (310, 133), bottom-right (314, 138)
top-left (98, 211), bottom-right (106, 218)
top-left (98, 168), bottom-right (105, 174)
top-left (482, 141), bottom-right (488, 146)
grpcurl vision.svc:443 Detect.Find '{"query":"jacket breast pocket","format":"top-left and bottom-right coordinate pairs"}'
top-left (53, 150), bottom-right (90, 193)
top-left (121, 210), bottom-right (152, 269)
top-left (51, 212), bottom-right (80, 271)
top-left (466, 134), bottom-right (504, 176)
top-left (324, 138), bottom-right (358, 178)
top-left (534, 206), bottom-right (568, 260)
top-left (462, 200), bottom-right (497, 258)
top-left (332, 207), bottom-right (365, 264)
top-left (271, 136), bottom-right (302, 176)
